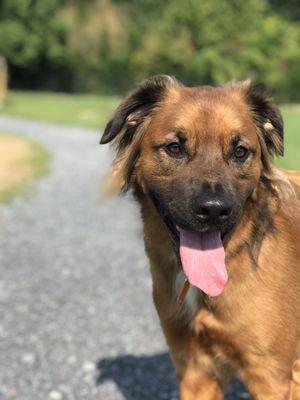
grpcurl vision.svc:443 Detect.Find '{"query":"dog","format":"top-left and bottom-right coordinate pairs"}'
top-left (100, 75), bottom-right (300, 399)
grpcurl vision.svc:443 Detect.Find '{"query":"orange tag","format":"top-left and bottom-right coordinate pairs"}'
top-left (178, 279), bottom-right (190, 305)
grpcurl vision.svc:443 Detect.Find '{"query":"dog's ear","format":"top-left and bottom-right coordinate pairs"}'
top-left (100, 75), bottom-right (178, 146)
top-left (100, 75), bottom-right (179, 195)
top-left (243, 82), bottom-right (284, 157)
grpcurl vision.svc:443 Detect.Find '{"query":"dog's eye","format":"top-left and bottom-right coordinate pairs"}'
top-left (233, 146), bottom-right (249, 161)
top-left (165, 142), bottom-right (183, 157)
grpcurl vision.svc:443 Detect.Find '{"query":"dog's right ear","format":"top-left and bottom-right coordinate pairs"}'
top-left (241, 81), bottom-right (284, 158)
top-left (100, 75), bottom-right (178, 146)
top-left (100, 75), bottom-right (179, 195)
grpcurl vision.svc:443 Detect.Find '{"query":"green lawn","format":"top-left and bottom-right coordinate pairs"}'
top-left (0, 90), bottom-right (121, 129)
top-left (278, 105), bottom-right (300, 170)
top-left (0, 90), bottom-right (299, 169)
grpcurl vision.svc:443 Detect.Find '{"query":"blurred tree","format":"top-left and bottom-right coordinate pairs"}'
top-left (131, 0), bottom-right (300, 100)
top-left (0, 0), bottom-right (299, 100)
top-left (0, 0), bottom-right (73, 90)
top-left (268, 0), bottom-right (300, 21)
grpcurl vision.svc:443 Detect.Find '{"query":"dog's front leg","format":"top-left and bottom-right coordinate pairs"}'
top-left (177, 359), bottom-right (224, 400)
top-left (159, 319), bottom-right (223, 400)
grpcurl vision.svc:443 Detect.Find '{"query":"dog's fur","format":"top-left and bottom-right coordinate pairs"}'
top-left (101, 75), bottom-right (300, 399)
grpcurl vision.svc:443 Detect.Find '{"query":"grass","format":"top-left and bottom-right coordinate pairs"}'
top-left (0, 90), bottom-right (121, 129)
top-left (277, 105), bottom-right (300, 170)
top-left (0, 90), bottom-right (299, 169)
top-left (0, 133), bottom-right (51, 203)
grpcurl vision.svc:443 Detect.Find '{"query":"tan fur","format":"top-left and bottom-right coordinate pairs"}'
top-left (103, 79), bottom-right (300, 399)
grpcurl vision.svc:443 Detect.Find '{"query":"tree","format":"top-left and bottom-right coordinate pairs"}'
top-left (0, 0), bottom-right (72, 90)
top-left (130, 0), bottom-right (300, 100)
top-left (0, 0), bottom-right (299, 99)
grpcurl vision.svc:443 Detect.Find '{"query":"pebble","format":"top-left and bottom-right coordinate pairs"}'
top-left (49, 390), bottom-right (63, 400)
top-left (21, 353), bottom-right (35, 365)
top-left (67, 355), bottom-right (77, 365)
top-left (82, 361), bottom-right (95, 373)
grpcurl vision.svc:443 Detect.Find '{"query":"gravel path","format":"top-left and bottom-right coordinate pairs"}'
top-left (0, 116), bottom-right (249, 400)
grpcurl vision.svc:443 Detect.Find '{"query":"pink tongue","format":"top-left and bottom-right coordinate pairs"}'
top-left (179, 229), bottom-right (228, 297)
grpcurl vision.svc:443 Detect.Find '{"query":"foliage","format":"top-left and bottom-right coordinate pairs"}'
top-left (0, 0), bottom-right (73, 90)
top-left (0, 0), bottom-right (300, 100)
top-left (130, 0), bottom-right (300, 101)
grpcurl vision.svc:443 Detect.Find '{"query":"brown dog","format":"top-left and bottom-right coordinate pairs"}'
top-left (100, 75), bottom-right (300, 399)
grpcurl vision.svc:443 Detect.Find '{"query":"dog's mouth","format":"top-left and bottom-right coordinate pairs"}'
top-left (178, 228), bottom-right (227, 297)
top-left (165, 221), bottom-right (228, 297)
top-left (149, 191), bottom-right (231, 297)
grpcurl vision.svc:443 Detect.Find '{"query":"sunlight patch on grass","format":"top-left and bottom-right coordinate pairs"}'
top-left (0, 133), bottom-right (51, 203)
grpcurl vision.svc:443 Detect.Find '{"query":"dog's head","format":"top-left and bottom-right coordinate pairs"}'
top-left (101, 75), bottom-right (284, 296)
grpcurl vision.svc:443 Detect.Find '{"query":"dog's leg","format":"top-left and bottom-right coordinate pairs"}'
top-left (151, 277), bottom-right (223, 399)
top-left (290, 360), bottom-right (300, 400)
top-left (177, 358), bottom-right (224, 400)
top-left (157, 318), bottom-right (223, 399)
top-left (161, 324), bottom-right (223, 400)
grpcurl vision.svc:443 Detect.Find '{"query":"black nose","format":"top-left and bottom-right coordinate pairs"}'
top-left (195, 199), bottom-right (233, 223)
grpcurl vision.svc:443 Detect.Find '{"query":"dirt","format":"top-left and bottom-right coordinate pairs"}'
top-left (0, 134), bottom-right (33, 192)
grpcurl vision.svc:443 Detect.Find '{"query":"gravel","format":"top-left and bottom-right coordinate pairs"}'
top-left (0, 116), bottom-right (249, 399)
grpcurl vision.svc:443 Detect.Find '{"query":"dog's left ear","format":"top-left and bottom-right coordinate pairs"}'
top-left (243, 82), bottom-right (284, 157)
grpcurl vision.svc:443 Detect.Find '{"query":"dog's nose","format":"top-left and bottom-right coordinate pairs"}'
top-left (195, 199), bottom-right (233, 223)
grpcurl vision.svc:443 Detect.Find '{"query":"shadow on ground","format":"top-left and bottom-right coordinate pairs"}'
top-left (96, 352), bottom-right (250, 399)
